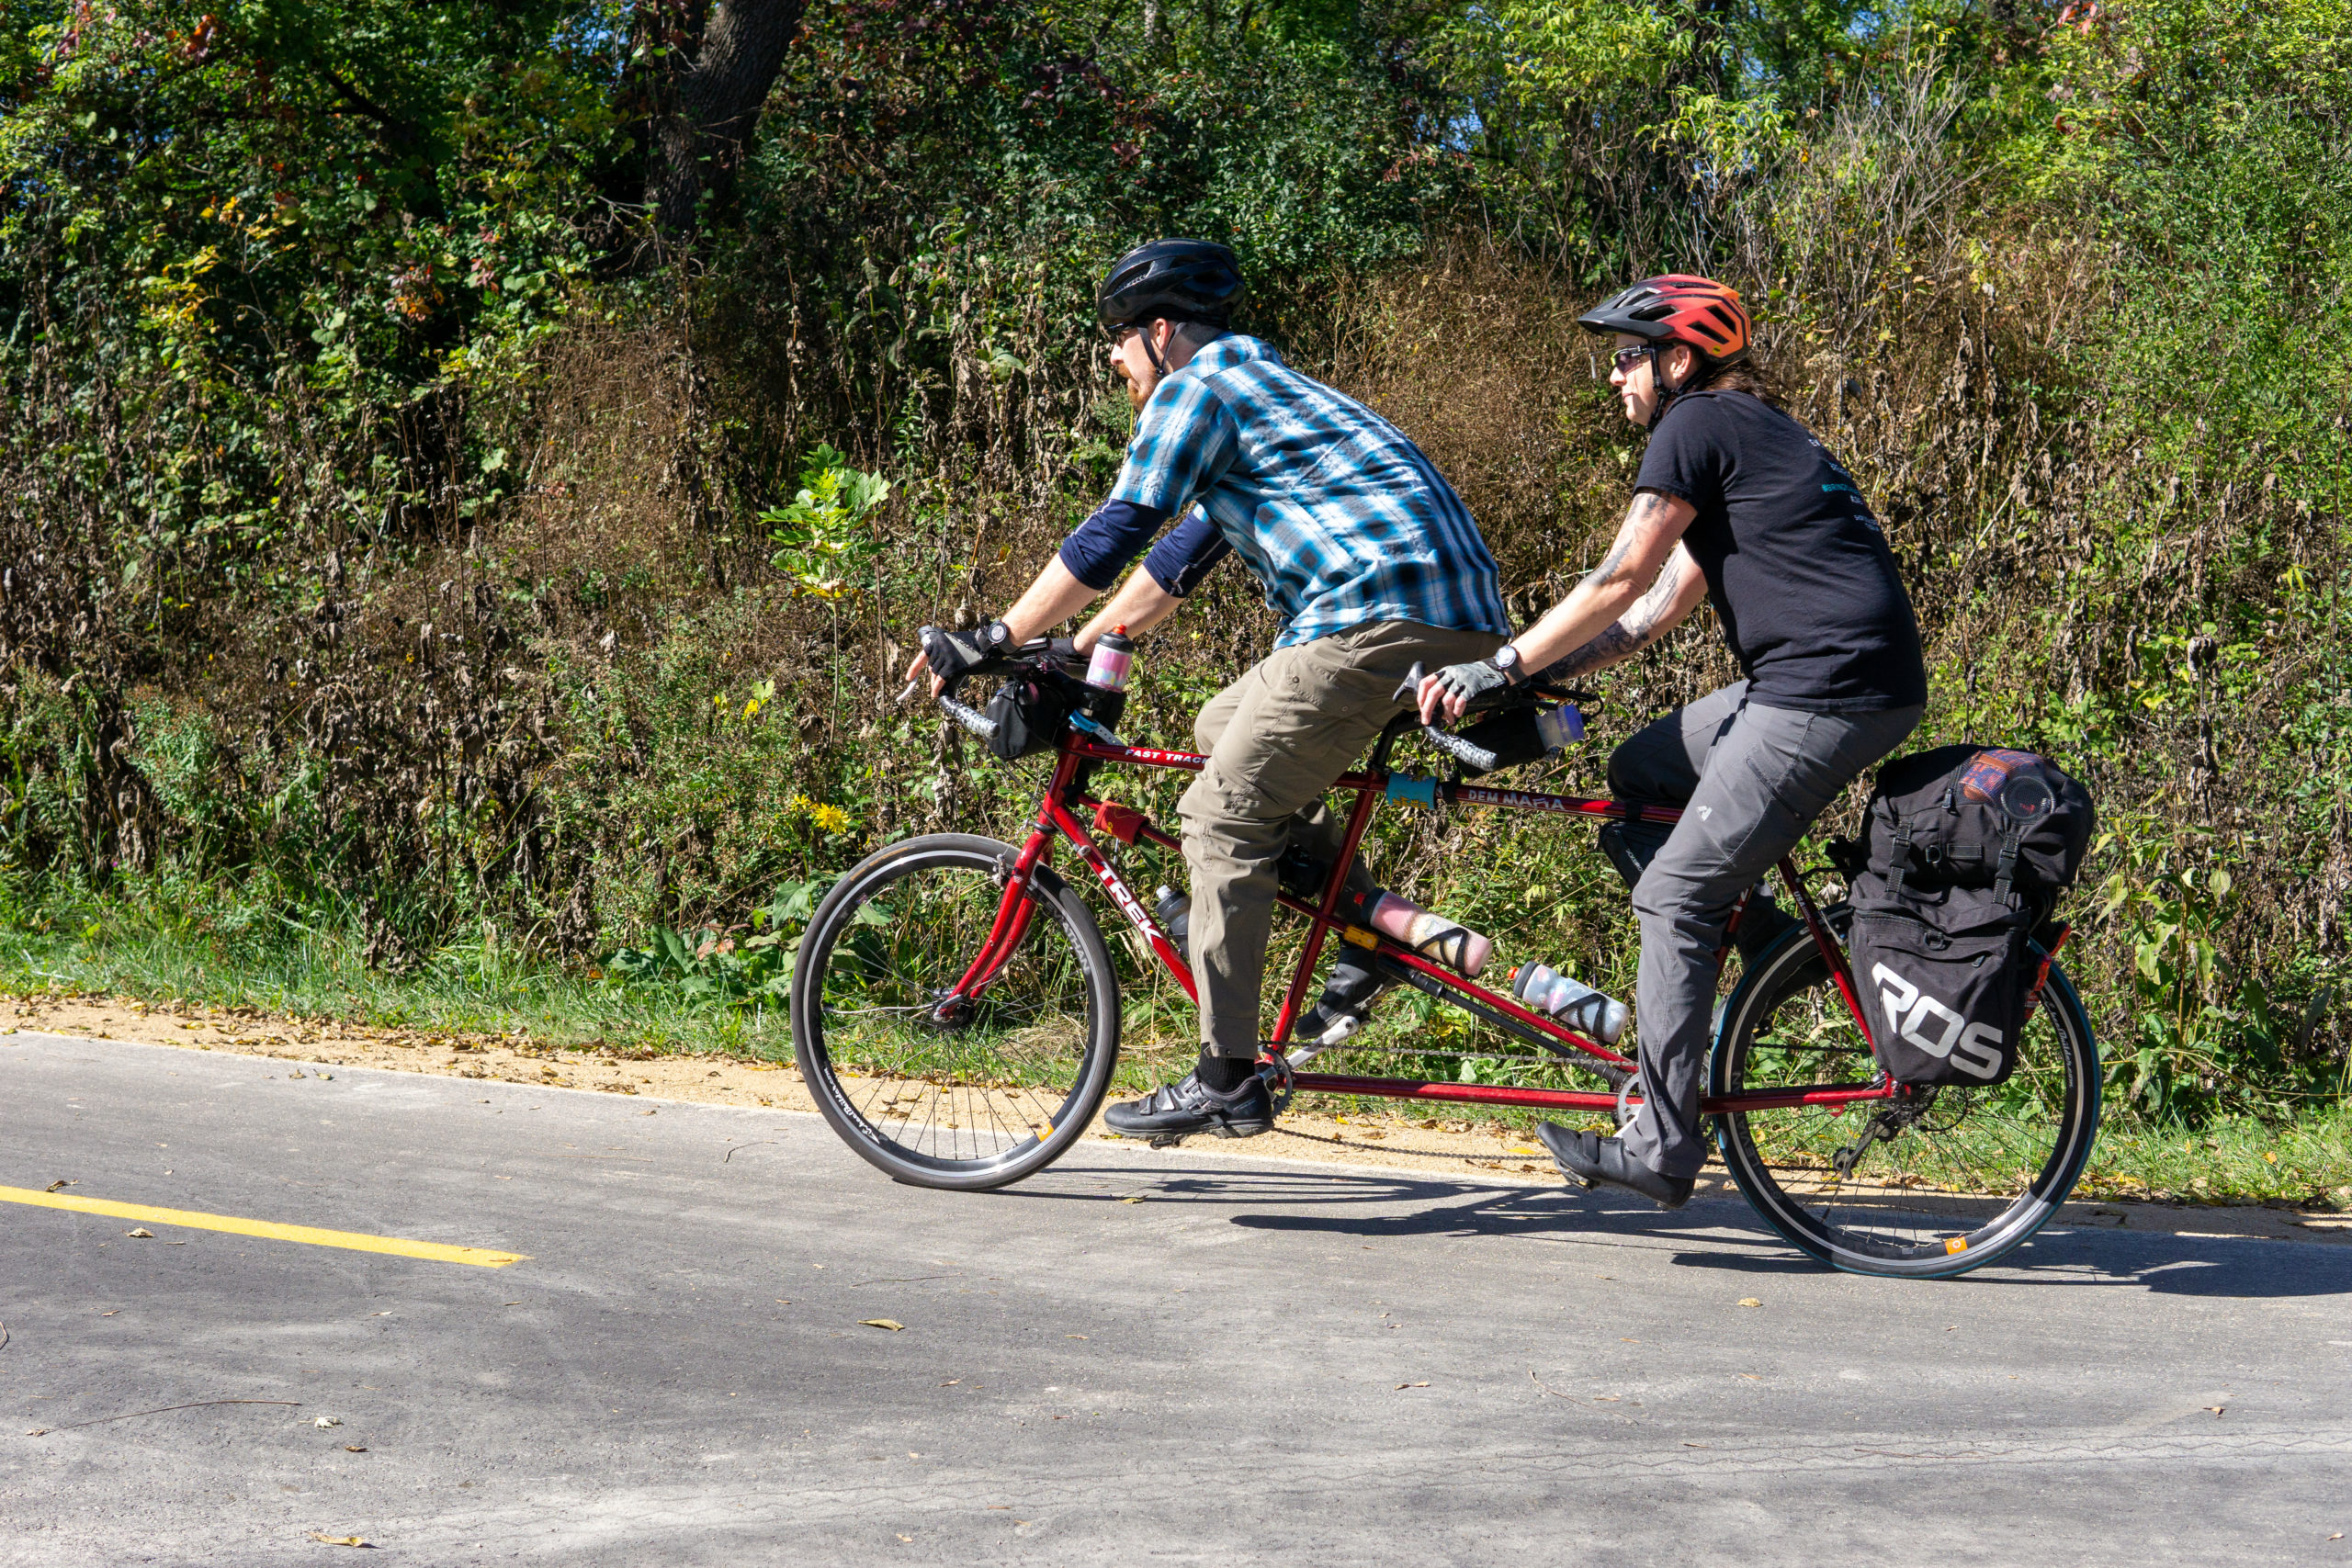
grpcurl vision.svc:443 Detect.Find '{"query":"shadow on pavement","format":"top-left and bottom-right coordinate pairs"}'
top-left (1006, 1162), bottom-right (2352, 1299)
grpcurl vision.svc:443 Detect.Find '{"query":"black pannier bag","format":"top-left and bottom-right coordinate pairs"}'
top-left (983, 669), bottom-right (1074, 761)
top-left (1839, 746), bottom-right (2096, 1087)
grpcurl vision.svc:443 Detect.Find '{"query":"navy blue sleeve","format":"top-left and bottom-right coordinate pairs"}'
top-left (1142, 508), bottom-right (1230, 597)
top-left (1057, 499), bottom-right (1169, 591)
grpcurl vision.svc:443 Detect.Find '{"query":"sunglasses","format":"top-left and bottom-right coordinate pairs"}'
top-left (1608, 345), bottom-right (1654, 372)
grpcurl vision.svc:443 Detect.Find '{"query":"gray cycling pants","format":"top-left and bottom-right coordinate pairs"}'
top-left (1609, 682), bottom-right (1921, 1179)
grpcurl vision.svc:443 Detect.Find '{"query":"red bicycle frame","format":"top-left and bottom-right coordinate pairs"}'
top-left (948, 727), bottom-right (1903, 1120)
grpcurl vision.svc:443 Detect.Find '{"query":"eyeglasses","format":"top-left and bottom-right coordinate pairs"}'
top-left (1608, 345), bottom-right (1653, 372)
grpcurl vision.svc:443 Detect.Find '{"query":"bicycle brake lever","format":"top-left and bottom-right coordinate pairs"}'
top-left (1391, 661), bottom-right (1427, 705)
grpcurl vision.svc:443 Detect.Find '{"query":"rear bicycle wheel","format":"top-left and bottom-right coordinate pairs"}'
top-left (790, 833), bottom-right (1121, 1190)
top-left (1711, 907), bottom-right (2099, 1278)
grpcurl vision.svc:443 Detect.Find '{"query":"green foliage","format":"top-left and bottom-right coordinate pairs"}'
top-left (4, 0), bottom-right (2349, 1138)
top-left (605, 879), bottom-right (830, 1010)
top-left (761, 446), bottom-right (892, 598)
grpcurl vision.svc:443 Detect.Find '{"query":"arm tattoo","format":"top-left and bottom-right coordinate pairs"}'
top-left (1578, 492), bottom-right (1671, 594)
top-left (1539, 551), bottom-right (1694, 682)
top-left (1540, 622), bottom-right (1643, 682)
top-left (1582, 535), bottom-right (1635, 590)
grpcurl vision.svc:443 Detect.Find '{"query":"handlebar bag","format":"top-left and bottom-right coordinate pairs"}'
top-left (983, 671), bottom-right (1073, 761)
top-left (1848, 879), bottom-right (2034, 1087)
top-left (1453, 702), bottom-right (1583, 775)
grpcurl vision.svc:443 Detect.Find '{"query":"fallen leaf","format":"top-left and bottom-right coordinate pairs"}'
top-left (861, 1319), bottom-right (905, 1332)
top-left (1396, 1382), bottom-right (1430, 1390)
top-left (898, 1534), bottom-right (913, 1542)
top-left (909, 1450), bottom-right (921, 1458)
top-left (314, 1416), bottom-right (342, 1428)
top-left (2329, 1533), bottom-right (2344, 1541)
top-left (306, 1533), bottom-right (369, 1548)
top-left (1736, 1297), bottom-right (1762, 1308)
top-left (125, 1228), bottom-right (154, 1238)
top-left (44, 1179), bottom-right (73, 1191)
top-left (1065, 1334), bottom-right (1088, 1339)
top-left (344, 1445), bottom-right (367, 1453)
top-left (1119, 1195), bottom-right (1145, 1204)
top-left (940, 1379), bottom-right (961, 1386)
top-left (2205, 1405), bottom-right (2226, 1416)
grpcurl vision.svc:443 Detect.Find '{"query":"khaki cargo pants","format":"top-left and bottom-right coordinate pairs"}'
top-left (1180, 620), bottom-right (1498, 1059)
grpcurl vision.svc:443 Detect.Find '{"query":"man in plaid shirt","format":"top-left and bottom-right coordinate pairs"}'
top-left (909, 239), bottom-right (1510, 1139)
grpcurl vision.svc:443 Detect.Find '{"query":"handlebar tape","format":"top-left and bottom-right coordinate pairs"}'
top-left (939, 695), bottom-right (999, 740)
top-left (1421, 726), bottom-right (1498, 774)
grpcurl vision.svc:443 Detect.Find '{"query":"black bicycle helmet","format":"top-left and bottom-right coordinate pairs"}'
top-left (1095, 239), bottom-right (1246, 334)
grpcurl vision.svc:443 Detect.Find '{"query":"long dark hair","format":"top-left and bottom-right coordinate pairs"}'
top-left (1690, 355), bottom-right (1784, 410)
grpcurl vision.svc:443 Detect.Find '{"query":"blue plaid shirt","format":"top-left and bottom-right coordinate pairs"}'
top-left (1108, 335), bottom-right (1510, 649)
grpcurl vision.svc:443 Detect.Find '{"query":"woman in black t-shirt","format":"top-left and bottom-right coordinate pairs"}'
top-left (1416, 275), bottom-right (1926, 1207)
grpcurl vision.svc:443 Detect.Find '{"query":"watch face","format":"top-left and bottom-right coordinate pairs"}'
top-left (1494, 646), bottom-right (1520, 671)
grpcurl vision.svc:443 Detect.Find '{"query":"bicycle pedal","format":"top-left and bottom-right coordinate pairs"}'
top-left (1147, 1133), bottom-right (1189, 1150)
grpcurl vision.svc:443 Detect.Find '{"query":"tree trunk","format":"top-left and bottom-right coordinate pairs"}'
top-left (644, 0), bottom-right (806, 237)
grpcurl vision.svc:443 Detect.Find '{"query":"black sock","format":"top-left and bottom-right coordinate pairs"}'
top-left (1195, 1054), bottom-right (1255, 1094)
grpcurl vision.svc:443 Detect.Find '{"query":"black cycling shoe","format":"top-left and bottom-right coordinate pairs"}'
top-left (1103, 1070), bottom-right (1274, 1144)
top-left (1292, 945), bottom-right (1391, 1047)
top-left (1538, 1123), bottom-right (1694, 1210)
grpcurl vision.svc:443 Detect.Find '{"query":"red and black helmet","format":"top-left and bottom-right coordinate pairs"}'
top-left (1577, 275), bottom-right (1751, 363)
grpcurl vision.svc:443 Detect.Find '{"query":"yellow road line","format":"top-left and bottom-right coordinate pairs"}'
top-left (0, 1185), bottom-right (528, 1268)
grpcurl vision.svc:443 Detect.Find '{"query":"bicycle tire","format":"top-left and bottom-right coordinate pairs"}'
top-left (790, 833), bottom-right (1122, 1190)
top-left (1711, 906), bottom-right (2100, 1279)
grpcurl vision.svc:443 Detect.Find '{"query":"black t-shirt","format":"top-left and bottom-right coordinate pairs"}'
top-left (1634, 389), bottom-right (1927, 712)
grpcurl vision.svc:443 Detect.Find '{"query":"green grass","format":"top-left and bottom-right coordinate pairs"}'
top-left (4, 896), bottom-right (794, 1064)
top-left (2074, 1113), bottom-right (2352, 1210)
top-left (8, 886), bottom-right (2348, 1209)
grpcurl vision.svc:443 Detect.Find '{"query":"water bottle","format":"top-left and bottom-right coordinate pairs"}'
top-left (1362, 891), bottom-right (1493, 977)
top-left (1086, 625), bottom-right (1136, 692)
top-left (1510, 960), bottom-right (1629, 1045)
top-left (1153, 886), bottom-right (1192, 960)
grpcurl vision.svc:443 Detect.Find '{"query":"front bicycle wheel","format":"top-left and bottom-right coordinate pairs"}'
top-left (1711, 907), bottom-right (2099, 1279)
top-left (790, 833), bottom-right (1121, 1190)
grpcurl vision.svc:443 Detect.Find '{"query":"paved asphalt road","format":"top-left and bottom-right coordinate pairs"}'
top-left (2, 1032), bottom-right (2347, 1566)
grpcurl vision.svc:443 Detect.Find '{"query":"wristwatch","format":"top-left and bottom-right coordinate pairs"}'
top-left (1490, 644), bottom-right (1526, 683)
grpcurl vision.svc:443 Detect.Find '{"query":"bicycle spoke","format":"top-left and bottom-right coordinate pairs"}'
top-left (1716, 913), bottom-right (2098, 1276)
top-left (794, 837), bottom-right (1120, 1189)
